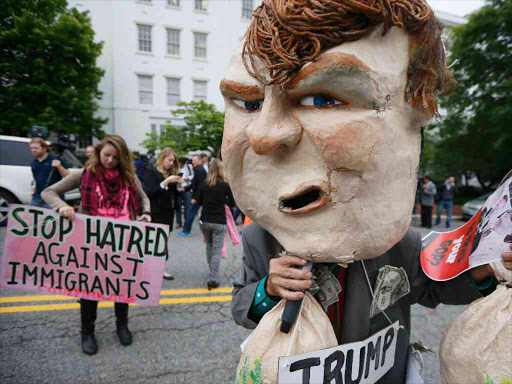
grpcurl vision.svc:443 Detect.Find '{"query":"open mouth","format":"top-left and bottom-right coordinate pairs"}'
top-left (279, 180), bottom-right (330, 215)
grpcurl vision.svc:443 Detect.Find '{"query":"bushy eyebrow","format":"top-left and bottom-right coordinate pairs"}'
top-left (284, 52), bottom-right (372, 91)
top-left (219, 80), bottom-right (264, 99)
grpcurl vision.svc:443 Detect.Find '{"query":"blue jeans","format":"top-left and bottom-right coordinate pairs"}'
top-left (436, 200), bottom-right (453, 227)
top-left (183, 202), bottom-right (201, 233)
top-left (175, 190), bottom-right (192, 226)
top-left (30, 195), bottom-right (50, 209)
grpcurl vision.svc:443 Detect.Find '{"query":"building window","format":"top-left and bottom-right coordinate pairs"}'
top-left (137, 24), bottom-right (152, 52)
top-left (194, 0), bottom-right (207, 11)
top-left (167, 0), bottom-right (180, 6)
top-left (151, 124), bottom-right (157, 135)
top-left (166, 29), bottom-right (180, 56)
top-left (138, 75), bottom-right (153, 104)
top-left (194, 32), bottom-right (207, 59)
top-left (160, 124), bottom-right (166, 136)
top-left (193, 80), bottom-right (207, 101)
top-left (167, 78), bottom-right (181, 106)
top-left (242, 0), bottom-right (253, 19)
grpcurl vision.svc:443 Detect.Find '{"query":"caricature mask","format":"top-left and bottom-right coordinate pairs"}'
top-left (221, 0), bottom-right (452, 263)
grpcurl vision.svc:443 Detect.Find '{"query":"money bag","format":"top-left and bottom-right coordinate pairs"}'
top-left (440, 260), bottom-right (512, 383)
top-left (236, 292), bottom-right (338, 384)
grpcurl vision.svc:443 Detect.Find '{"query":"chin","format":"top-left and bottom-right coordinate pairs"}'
top-left (250, 203), bottom-right (412, 264)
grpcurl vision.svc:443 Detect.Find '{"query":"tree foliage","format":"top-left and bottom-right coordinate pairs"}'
top-left (426, 0), bottom-right (512, 189)
top-left (0, 0), bottom-right (107, 138)
top-left (141, 101), bottom-right (225, 157)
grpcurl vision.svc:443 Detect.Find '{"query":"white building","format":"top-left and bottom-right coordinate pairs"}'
top-left (70, 0), bottom-right (466, 151)
top-left (69, 0), bottom-right (258, 151)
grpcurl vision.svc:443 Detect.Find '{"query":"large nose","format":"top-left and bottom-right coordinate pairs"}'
top-left (246, 86), bottom-right (302, 155)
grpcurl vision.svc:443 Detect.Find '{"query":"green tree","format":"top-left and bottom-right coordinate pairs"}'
top-left (0, 0), bottom-right (107, 138)
top-left (141, 100), bottom-right (225, 157)
top-left (428, 0), bottom-right (512, 189)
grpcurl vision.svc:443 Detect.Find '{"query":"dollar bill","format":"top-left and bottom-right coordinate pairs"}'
top-left (391, 267), bottom-right (410, 304)
top-left (370, 266), bottom-right (409, 317)
top-left (308, 278), bottom-right (320, 296)
top-left (315, 271), bottom-right (342, 311)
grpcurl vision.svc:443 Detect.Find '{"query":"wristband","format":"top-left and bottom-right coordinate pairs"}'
top-left (142, 211), bottom-right (151, 216)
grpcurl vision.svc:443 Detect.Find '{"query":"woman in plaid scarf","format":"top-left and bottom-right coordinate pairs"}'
top-left (42, 135), bottom-right (150, 356)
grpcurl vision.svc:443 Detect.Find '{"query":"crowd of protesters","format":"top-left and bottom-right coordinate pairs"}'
top-left (34, 136), bottom-right (238, 355)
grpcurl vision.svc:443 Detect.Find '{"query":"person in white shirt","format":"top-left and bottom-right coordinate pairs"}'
top-left (175, 157), bottom-right (194, 229)
top-left (201, 153), bottom-right (209, 173)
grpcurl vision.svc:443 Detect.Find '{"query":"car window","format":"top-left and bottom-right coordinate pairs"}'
top-left (0, 140), bottom-right (34, 166)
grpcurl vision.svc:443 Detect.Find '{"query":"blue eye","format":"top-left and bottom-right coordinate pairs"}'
top-left (299, 95), bottom-right (346, 108)
top-left (231, 98), bottom-right (262, 112)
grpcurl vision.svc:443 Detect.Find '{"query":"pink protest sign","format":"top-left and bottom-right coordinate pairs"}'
top-left (0, 205), bottom-right (168, 306)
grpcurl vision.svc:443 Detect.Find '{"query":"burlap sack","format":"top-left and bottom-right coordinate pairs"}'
top-left (440, 261), bottom-right (512, 384)
top-left (236, 292), bottom-right (338, 384)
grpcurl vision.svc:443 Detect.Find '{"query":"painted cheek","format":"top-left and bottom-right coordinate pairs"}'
top-left (304, 116), bottom-right (383, 171)
top-left (221, 110), bottom-right (252, 177)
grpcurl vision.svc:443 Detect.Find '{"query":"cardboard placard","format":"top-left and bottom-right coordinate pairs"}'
top-left (421, 170), bottom-right (512, 281)
top-left (278, 321), bottom-right (400, 384)
top-left (0, 205), bottom-right (168, 305)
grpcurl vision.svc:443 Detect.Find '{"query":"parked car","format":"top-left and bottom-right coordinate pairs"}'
top-left (461, 191), bottom-right (495, 220)
top-left (0, 135), bottom-right (83, 226)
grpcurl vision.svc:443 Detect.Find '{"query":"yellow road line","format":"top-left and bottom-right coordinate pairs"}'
top-left (0, 287), bottom-right (233, 304)
top-left (160, 287), bottom-right (233, 295)
top-left (159, 296), bottom-right (232, 305)
top-left (0, 295), bottom-right (233, 313)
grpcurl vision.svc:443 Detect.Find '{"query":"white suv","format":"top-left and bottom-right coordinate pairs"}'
top-left (0, 135), bottom-right (83, 226)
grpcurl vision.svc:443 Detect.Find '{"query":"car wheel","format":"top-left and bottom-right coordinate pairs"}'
top-left (0, 191), bottom-right (17, 227)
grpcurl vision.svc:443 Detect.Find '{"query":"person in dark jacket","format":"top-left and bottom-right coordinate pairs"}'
top-left (177, 154), bottom-right (207, 237)
top-left (144, 147), bottom-right (181, 280)
top-left (195, 159), bottom-right (235, 289)
top-left (29, 137), bottom-right (69, 208)
top-left (435, 176), bottom-right (457, 228)
top-left (133, 151), bottom-right (146, 183)
top-left (420, 176), bottom-right (437, 228)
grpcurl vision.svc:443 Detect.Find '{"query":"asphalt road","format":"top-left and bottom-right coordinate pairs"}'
top-left (0, 215), bottom-right (468, 384)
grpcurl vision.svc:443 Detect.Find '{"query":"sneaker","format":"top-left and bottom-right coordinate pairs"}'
top-left (81, 334), bottom-right (98, 355)
top-left (117, 326), bottom-right (133, 346)
top-left (177, 231), bottom-right (191, 237)
top-left (175, 223), bottom-right (182, 229)
top-left (163, 272), bottom-right (174, 280)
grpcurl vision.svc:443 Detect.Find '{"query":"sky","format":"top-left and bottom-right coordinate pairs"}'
top-left (428, 0), bottom-right (486, 17)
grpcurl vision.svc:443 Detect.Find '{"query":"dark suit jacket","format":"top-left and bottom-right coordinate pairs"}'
top-left (191, 164), bottom-right (207, 200)
top-left (231, 224), bottom-right (483, 383)
top-left (143, 168), bottom-right (177, 214)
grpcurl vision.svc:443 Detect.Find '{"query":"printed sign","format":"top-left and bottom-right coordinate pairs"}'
top-left (421, 170), bottom-right (512, 281)
top-left (278, 321), bottom-right (400, 384)
top-left (0, 205), bottom-right (168, 305)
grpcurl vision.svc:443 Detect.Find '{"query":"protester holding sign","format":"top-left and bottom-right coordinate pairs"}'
top-left (144, 147), bottom-right (181, 281)
top-left (222, 1), bottom-right (512, 382)
top-left (42, 135), bottom-right (150, 356)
